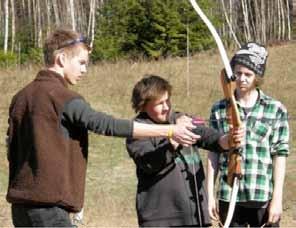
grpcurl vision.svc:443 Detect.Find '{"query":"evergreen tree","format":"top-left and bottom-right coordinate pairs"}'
top-left (92, 0), bottom-right (145, 60)
top-left (138, 0), bottom-right (185, 58)
top-left (93, 0), bottom-right (219, 61)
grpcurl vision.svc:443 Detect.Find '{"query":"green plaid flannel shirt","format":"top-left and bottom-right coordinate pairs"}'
top-left (210, 89), bottom-right (289, 202)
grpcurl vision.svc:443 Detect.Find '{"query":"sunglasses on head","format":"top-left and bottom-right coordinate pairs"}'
top-left (58, 36), bottom-right (89, 49)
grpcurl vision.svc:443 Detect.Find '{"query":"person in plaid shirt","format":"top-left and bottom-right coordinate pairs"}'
top-left (207, 42), bottom-right (289, 227)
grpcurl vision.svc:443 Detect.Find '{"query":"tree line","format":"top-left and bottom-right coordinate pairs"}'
top-left (0, 0), bottom-right (293, 65)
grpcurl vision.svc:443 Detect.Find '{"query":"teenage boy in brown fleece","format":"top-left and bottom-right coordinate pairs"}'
top-left (6, 28), bottom-right (200, 227)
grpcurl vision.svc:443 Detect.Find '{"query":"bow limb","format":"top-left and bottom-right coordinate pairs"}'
top-left (223, 176), bottom-right (239, 228)
top-left (188, 0), bottom-right (233, 79)
top-left (188, 1), bottom-right (243, 227)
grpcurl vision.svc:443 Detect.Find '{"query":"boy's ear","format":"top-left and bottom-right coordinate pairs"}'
top-left (56, 52), bottom-right (66, 67)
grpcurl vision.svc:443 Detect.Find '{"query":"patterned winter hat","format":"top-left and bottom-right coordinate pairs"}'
top-left (230, 42), bottom-right (268, 77)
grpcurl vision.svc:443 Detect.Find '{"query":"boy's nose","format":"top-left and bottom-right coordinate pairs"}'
top-left (81, 66), bottom-right (87, 74)
top-left (163, 102), bottom-right (170, 110)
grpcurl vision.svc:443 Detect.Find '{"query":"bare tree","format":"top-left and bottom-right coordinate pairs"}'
top-left (260, 1), bottom-right (266, 44)
top-left (215, 0), bottom-right (292, 45)
top-left (0, 3), bottom-right (2, 39)
top-left (21, 0), bottom-right (25, 10)
top-left (221, 0), bottom-right (241, 47)
top-left (280, 0), bottom-right (286, 39)
top-left (10, 0), bottom-right (15, 52)
top-left (249, 0), bottom-right (258, 41)
top-left (36, 0), bottom-right (42, 48)
top-left (286, 0), bottom-right (291, 40)
top-left (88, 0), bottom-right (97, 48)
top-left (45, 0), bottom-right (51, 36)
top-left (4, 0), bottom-right (9, 53)
top-left (69, 0), bottom-right (76, 31)
top-left (28, 0), bottom-right (32, 40)
top-left (277, 0), bottom-right (282, 40)
top-left (52, 0), bottom-right (60, 26)
top-left (0, 0), bottom-right (293, 55)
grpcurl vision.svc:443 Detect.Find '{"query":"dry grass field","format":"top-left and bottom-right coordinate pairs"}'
top-left (0, 42), bottom-right (296, 227)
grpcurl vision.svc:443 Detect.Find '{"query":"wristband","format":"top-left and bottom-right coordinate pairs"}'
top-left (167, 126), bottom-right (174, 139)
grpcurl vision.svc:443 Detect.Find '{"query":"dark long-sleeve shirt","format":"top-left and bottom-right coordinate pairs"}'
top-left (126, 112), bottom-right (224, 227)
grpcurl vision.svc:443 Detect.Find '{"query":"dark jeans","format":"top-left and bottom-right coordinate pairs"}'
top-left (219, 201), bottom-right (280, 227)
top-left (11, 204), bottom-right (75, 227)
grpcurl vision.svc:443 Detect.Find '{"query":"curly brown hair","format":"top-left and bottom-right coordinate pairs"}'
top-left (131, 74), bottom-right (172, 113)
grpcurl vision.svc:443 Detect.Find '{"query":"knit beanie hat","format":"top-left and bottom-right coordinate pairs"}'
top-left (230, 42), bottom-right (268, 77)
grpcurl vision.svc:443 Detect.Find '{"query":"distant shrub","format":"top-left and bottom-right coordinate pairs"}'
top-left (0, 47), bottom-right (43, 68)
top-left (26, 48), bottom-right (43, 64)
top-left (92, 36), bottom-right (124, 61)
top-left (0, 51), bottom-right (18, 68)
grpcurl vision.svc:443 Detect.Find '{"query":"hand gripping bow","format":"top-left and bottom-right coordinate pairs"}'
top-left (188, 1), bottom-right (243, 227)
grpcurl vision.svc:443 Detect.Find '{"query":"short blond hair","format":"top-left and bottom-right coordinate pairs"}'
top-left (255, 76), bottom-right (264, 87)
top-left (43, 28), bottom-right (90, 66)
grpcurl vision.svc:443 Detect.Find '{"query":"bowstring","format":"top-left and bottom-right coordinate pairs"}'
top-left (190, 146), bottom-right (203, 227)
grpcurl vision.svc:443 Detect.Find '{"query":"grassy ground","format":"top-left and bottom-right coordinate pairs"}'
top-left (0, 42), bottom-right (296, 227)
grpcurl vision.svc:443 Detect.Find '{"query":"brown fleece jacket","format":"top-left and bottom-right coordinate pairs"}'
top-left (6, 70), bottom-right (133, 212)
